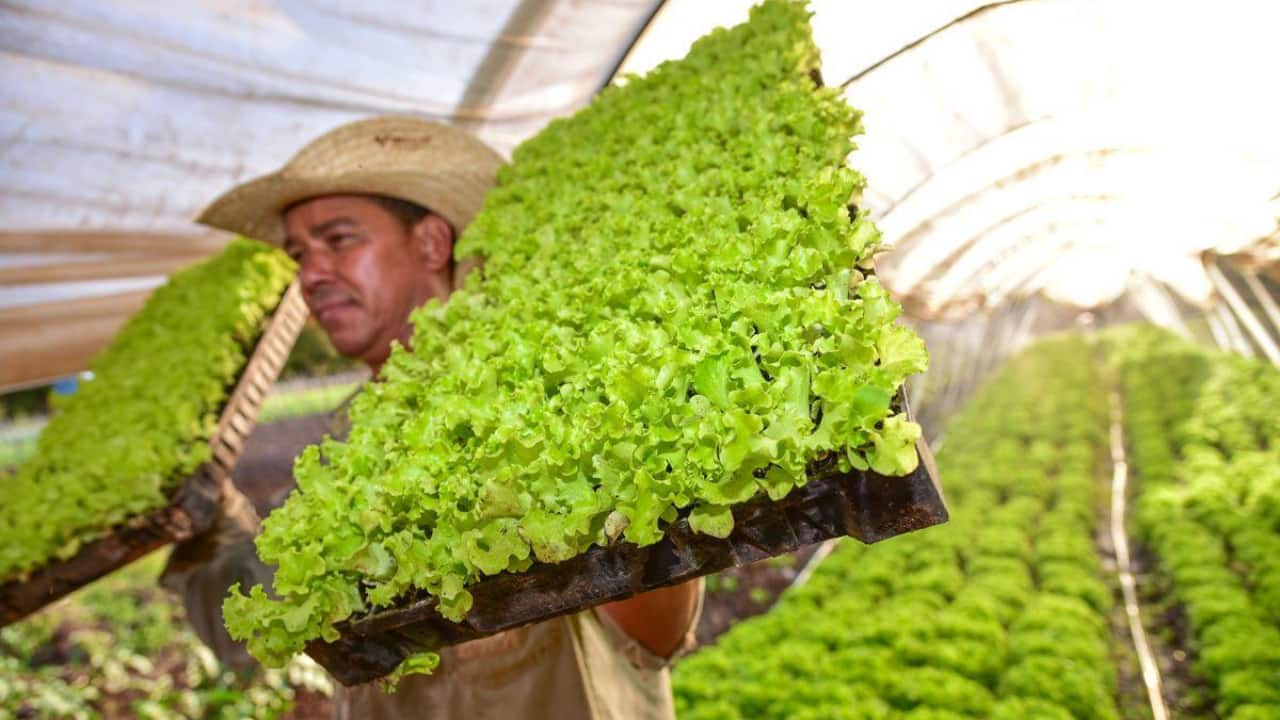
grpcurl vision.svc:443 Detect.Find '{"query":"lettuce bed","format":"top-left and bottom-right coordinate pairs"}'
top-left (1109, 326), bottom-right (1280, 719)
top-left (674, 328), bottom-right (1280, 718)
top-left (0, 238), bottom-right (295, 583)
top-left (674, 336), bottom-right (1122, 720)
top-left (225, 0), bottom-right (928, 669)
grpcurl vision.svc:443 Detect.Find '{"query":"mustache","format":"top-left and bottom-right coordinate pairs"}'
top-left (306, 283), bottom-right (357, 309)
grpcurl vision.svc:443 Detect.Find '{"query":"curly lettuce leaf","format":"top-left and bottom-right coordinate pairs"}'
top-left (225, 0), bottom-right (928, 669)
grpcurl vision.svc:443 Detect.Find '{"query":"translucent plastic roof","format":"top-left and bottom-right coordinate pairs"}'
top-left (3, 0), bottom-right (1279, 389)
top-left (1, 0), bottom-right (659, 232)
top-left (624, 0), bottom-right (1280, 317)
top-left (0, 0), bottom-right (661, 388)
top-left (851, 0), bottom-right (1280, 316)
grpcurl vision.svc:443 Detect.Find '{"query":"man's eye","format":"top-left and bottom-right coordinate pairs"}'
top-left (285, 248), bottom-right (304, 262)
top-left (329, 234), bottom-right (360, 248)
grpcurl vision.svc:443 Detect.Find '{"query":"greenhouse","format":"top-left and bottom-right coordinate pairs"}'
top-left (1, 1), bottom-right (1278, 718)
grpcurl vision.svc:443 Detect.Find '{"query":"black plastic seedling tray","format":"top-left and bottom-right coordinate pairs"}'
top-left (0, 281), bottom-right (308, 626)
top-left (308, 393), bottom-right (947, 686)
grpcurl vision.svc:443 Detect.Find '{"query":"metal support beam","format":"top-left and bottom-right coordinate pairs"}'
top-left (1205, 307), bottom-right (1231, 352)
top-left (1241, 271), bottom-right (1280, 335)
top-left (1206, 260), bottom-right (1280, 364)
top-left (1215, 302), bottom-right (1255, 358)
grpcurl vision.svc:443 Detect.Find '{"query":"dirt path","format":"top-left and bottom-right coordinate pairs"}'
top-left (1106, 393), bottom-right (1169, 720)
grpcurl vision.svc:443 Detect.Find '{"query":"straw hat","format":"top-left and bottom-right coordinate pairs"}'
top-left (197, 116), bottom-right (505, 246)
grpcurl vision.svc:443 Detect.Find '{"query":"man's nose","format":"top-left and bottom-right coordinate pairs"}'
top-left (297, 249), bottom-right (336, 291)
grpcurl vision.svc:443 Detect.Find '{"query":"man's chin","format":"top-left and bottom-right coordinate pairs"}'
top-left (323, 326), bottom-right (373, 360)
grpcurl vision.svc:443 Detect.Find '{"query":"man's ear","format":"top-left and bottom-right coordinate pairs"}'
top-left (411, 213), bottom-right (455, 272)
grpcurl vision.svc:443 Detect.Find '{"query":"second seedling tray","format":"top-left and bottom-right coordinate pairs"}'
top-left (0, 281), bottom-right (308, 626)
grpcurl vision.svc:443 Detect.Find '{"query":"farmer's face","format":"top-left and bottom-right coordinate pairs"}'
top-left (282, 196), bottom-right (439, 371)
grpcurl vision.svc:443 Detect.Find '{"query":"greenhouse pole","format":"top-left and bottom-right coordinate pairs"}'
top-left (1205, 307), bottom-right (1232, 352)
top-left (1205, 261), bottom-right (1280, 364)
top-left (836, 0), bottom-right (1035, 88)
top-left (792, 538), bottom-right (839, 589)
top-left (1240, 271), bottom-right (1280, 337)
top-left (1214, 303), bottom-right (1255, 357)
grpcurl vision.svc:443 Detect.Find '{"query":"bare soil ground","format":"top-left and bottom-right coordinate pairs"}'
top-left (1131, 543), bottom-right (1216, 719)
top-left (281, 689), bottom-right (333, 719)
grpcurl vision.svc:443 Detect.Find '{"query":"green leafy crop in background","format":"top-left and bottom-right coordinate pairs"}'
top-left (674, 336), bottom-right (1120, 720)
top-left (0, 238), bottom-right (295, 582)
top-left (226, 0), bottom-right (927, 668)
top-left (1108, 325), bottom-right (1280, 719)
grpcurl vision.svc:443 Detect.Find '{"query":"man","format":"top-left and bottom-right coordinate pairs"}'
top-left (167, 116), bottom-right (703, 719)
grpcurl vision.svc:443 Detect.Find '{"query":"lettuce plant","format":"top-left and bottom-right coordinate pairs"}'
top-left (224, 0), bottom-right (927, 669)
top-left (677, 328), bottom-right (1280, 718)
top-left (0, 238), bottom-right (295, 582)
top-left (1109, 325), bottom-right (1280, 718)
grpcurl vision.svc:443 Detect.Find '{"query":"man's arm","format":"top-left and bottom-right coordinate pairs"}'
top-left (599, 579), bottom-right (703, 659)
top-left (161, 486), bottom-right (272, 671)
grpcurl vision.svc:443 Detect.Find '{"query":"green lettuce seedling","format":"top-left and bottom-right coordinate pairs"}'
top-left (225, 0), bottom-right (928, 669)
top-left (0, 238), bottom-right (294, 581)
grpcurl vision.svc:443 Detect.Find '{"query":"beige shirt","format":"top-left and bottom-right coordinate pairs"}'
top-left (333, 603), bottom-right (694, 720)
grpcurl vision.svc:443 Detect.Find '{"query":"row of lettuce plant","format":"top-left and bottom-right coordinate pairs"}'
top-left (0, 239), bottom-right (295, 583)
top-left (0, 380), bottom-right (359, 472)
top-left (673, 335), bottom-right (1123, 720)
top-left (1108, 326), bottom-right (1280, 719)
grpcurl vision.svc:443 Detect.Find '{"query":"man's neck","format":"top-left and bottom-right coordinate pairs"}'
top-left (363, 319), bottom-right (416, 377)
top-left (364, 276), bottom-right (453, 377)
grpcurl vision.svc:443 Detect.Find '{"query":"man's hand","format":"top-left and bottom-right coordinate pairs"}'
top-left (161, 483), bottom-right (271, 670)
top-left (599, 579), bottom-right (703, 659)
top-left (165, 482), bottom-right (260, 571)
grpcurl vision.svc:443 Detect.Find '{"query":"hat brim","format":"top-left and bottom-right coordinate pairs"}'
top-left (197, 168), bottom-right (493, 247)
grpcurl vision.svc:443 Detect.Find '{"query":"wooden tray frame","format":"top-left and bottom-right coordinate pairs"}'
top-left (0, 281), bottom-right (308, 626)
top-left (308, 392), bottom-right (947, 686)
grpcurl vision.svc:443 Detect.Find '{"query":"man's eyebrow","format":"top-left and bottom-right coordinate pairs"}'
top-left (309, 217), bottom-right (359, 235)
